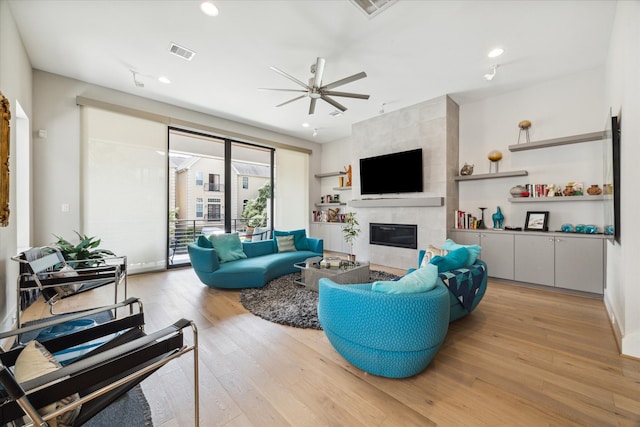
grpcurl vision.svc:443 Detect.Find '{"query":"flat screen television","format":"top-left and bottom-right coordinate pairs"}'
top-left (359, 148), bottom-right (423, 195)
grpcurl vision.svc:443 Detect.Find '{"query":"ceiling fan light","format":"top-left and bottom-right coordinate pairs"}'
top-left (200, 1), bottom-right (219, 16)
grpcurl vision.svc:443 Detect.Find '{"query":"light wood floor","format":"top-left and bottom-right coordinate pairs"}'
top-left (22, 262), bottom-right (640, 426)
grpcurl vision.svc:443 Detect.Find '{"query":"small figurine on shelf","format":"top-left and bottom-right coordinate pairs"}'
top-left (517, 120), bottom-right (532, 144)
top-left (492, 206), bottom-right (504, 230)
top-left (328, 208), bottom-right (340, 222)
top-left (488, 150), bottom-right (502, 173)
top-left (344, 165), bottom-right (352, 187)
top-left (460, 163), bottom-right (474, 176)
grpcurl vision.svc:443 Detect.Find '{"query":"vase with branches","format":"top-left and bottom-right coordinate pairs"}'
top-left (342, 212), bottom-right (360, 262)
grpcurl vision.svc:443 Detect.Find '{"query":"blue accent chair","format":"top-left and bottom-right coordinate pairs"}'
top-left (318, 278), bottom-right (450, 378)
top-left (411, 250), bottom-right (488, 322)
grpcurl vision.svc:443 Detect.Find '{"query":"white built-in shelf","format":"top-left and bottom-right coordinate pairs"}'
top-left (509, 195), bottom-right (609, 203)
top-left (508, 131), bottom-right (607, 152)
top-left (349, 197), bottom-right (444, 208)
top-left (314, 202), bottom-right (347, 207)
top-left (454, 170), bottom-right (528, 181)
top-left (315, 171), bottom-right (346, 178)
top-left (333, 186), bottom-right (353, 191)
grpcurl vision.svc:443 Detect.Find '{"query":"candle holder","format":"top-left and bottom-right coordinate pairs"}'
top-left (478, 207), bottom-right (487, 229)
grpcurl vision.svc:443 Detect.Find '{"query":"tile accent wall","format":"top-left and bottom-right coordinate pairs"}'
top-left (350, 95), bottom-right (459, 269)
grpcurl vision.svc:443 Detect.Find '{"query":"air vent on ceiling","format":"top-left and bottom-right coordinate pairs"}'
top-left (168, 42), bottom-right (196, 61)
top-left (349, 0), bottom-right (398, 18)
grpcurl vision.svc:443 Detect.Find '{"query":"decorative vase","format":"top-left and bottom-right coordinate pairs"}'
top-left (510, 185), bottom-right (527, 198)
top-left (584, 225), bottom-right (598, 234)
top-left (574, 224), bottom-right (586, 233)
top-left (561, 224), bottom-right (574, 233)
top-left (587, 184), bottom-right (602, 195)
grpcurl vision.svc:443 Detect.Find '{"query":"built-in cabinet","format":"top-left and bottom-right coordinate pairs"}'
top-left (450, 229), bottom-right (606, 295)
top-left (449, 230), bottom-right (514, 280)
top-left (310, 222), bottom-right (348, 253)
top-left (514, 233), bottom-right (605, 294)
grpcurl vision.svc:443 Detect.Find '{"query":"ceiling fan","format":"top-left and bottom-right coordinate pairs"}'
top-left (261, 57), bottom-right (370, 115)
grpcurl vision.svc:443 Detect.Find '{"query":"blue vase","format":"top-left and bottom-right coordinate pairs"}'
top-left (584, 225), bottom-right (598, 234)
top-left (561, 224), bottom-right (574, 233)
top-left (574, 224), bottom-right (586, 233)
top-left (605, 225), bottom-right (615, 235)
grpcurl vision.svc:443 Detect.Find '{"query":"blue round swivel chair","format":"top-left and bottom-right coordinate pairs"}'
top-left (318, 278), bottom-right (450, 379)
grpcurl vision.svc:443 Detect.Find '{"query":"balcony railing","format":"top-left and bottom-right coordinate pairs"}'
top-left (168, 217), bottom-right (252, 266)
top-left (204, 183), bottom-right (224, 192)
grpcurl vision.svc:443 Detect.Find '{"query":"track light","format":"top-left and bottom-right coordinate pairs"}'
top-left (484, 65), bottom-right (498, 81)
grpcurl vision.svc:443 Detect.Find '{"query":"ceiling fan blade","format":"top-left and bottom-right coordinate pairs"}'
top-left (258, 88), bottom-right (308, 93)
top-left (322, 90), bottom-right (370, 100)
top-left (312, 57), bottom-right (325, 88)
top-left (276, 95), bottom-right (307, 108)
top-left (320, 95), bottom-right (347, 112)
top-left (309, 98), bottom-right (317, 115)
top-left (269, 66), bottom-right (310, 90)
top-left (321, 71), bottom-right (367, 90)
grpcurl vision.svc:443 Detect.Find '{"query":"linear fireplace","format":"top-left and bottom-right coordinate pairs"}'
top-left (370, 223), bottom-right (417, 249)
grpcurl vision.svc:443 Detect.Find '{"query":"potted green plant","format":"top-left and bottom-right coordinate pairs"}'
top-left (342, 212), bottom-right (360, 262)
top-left (52, 231), bottom-right (115, 269)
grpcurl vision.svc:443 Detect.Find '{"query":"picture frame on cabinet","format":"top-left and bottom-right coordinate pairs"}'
top-left (524, 211), bottom-right (549, 231)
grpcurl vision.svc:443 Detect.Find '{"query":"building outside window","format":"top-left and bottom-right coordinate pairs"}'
top-left (195, 171), bottom-right (203, 186)
top-left (242, 176), bottom-right (249, 189)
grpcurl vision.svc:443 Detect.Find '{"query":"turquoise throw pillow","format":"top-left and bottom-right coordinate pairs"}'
top-left (197, 234), bottom-right (213, 248)
top-left (372, 264), bottom-right (439, 294)
top-left (429, 247), bottom-right (469, 273)
top-left (274, 229), bottom-right (310, 251)
top-left (441, 238), bottom-right (481, 267)
top-left (209, 232), bottom-right (247, 263)
top-left (276, 235), bottom-right (296, 253)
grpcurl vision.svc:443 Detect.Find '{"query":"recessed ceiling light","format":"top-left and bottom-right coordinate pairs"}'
top-left (158, 76), bottom-right (171, 84)
top-left (302, 122), bottom-right (310, 128)
top-left (200, 1), bottom-right (219, 17)
top-left (488, 48), bottom-right (504, 58)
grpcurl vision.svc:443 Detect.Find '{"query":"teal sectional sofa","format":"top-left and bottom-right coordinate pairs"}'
top-left (188, 231), bottom-right (323, 289)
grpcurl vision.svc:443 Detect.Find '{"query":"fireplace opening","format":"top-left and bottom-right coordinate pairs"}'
top-left (370, 223), bottom-right (417, 249)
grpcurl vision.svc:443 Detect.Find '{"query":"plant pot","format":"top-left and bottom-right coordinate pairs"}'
top-left (347, 254), bottom-right (356, 262)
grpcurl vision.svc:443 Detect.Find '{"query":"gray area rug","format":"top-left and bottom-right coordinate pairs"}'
top-left (240, 270), bottom-right (399, 330)
top-left (85, 384), bottom-right (153, 427)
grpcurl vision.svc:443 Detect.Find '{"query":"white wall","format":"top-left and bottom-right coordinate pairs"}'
top-left (32, 71), bottom-right (320, 248)
top-left (603, 0), bottom-right (640, 358)
top-left (0, 0), bottom-right (33, 331)
top-left (458, 67), bottom-right (606, 232)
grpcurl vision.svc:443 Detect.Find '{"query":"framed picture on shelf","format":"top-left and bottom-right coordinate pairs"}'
top-left (524, 211), bottom-right (549, 231)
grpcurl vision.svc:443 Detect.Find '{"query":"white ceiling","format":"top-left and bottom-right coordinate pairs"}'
top-left (8, 0), bottom-right (616, 143)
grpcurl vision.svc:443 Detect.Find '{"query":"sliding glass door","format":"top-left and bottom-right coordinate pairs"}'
top-left (168, 129), bottom-right (274, 267)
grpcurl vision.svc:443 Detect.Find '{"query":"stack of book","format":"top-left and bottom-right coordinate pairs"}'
top-left (454, 210), bottom-right (479, 229)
